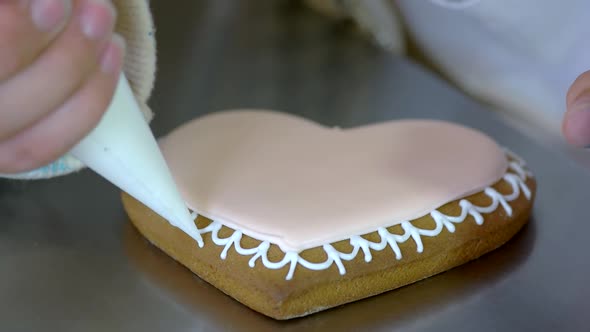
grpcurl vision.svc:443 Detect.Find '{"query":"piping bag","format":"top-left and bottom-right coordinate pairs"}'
top-left (70, 74), bottom-right (204, 247)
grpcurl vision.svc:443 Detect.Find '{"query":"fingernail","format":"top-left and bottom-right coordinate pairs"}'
top-left (30, 0), bottom-right (70, 32)
top-left (575, 96), bottom-right (590, 148)
top-left (571, 94), bottom-right (590, 113)
top-left (100, 34), bottom-right (125, 73)
top-left (79, 0), bottom-right (115, 40)
top-left (564, 94), bottom-right (590, 147)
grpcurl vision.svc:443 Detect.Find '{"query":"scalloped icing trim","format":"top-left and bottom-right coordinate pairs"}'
top-left (186, 150), bottom-right (532, 280)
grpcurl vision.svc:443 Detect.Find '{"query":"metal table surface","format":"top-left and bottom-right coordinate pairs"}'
top-left (0, 1), bottom-right (588, 331)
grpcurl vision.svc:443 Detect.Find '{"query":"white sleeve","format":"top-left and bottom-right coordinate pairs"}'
top-left (112, 0), bottom-right (157, 122)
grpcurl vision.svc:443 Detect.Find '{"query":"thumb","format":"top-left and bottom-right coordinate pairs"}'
top-left (563, 70), bottom-right (590, 147)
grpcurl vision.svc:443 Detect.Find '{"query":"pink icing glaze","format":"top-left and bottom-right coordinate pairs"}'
top-left (159, 110), bottom-right (508, 252)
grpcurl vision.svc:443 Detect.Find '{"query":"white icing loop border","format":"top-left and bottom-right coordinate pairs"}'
top-left (189, 150), bottom-right (533, 280)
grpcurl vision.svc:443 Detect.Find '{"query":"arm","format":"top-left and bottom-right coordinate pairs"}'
top-left (0, 0), bottom-right (156, 179)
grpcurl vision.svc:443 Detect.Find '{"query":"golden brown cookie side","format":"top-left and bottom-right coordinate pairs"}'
top-left (122, 175), bottom-right (535, 320)
top-left (276, 182), bottom-right (534, 319)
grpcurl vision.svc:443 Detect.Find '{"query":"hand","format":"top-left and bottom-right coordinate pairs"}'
top-left (563, 70), bottom-right (590, 147)
top-left (0, 0), bottom-right (124, 174)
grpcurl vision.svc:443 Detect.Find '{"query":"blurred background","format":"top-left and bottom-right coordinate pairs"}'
top-left (152, 0), bottom-right (590, 168)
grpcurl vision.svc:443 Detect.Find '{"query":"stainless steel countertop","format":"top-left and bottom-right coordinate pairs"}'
top-left (0, 1), bottom-right (588, 331)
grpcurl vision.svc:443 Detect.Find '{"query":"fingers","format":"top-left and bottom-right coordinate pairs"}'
top-left (0, 0), bottom-right (71, 81)
top-left (0, 35), bottom-right (125, 173)
top-left (0, 0), bottom-right (116, 141)
top-left (562, 70), bottom-right (590, 147)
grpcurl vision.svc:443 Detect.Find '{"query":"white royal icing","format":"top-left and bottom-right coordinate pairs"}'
top-left (186, 150), bottom-right (532, 280)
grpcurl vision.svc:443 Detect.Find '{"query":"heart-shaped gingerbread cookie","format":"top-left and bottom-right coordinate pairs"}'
top-left (122, 110), bottom-right (535, 320)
